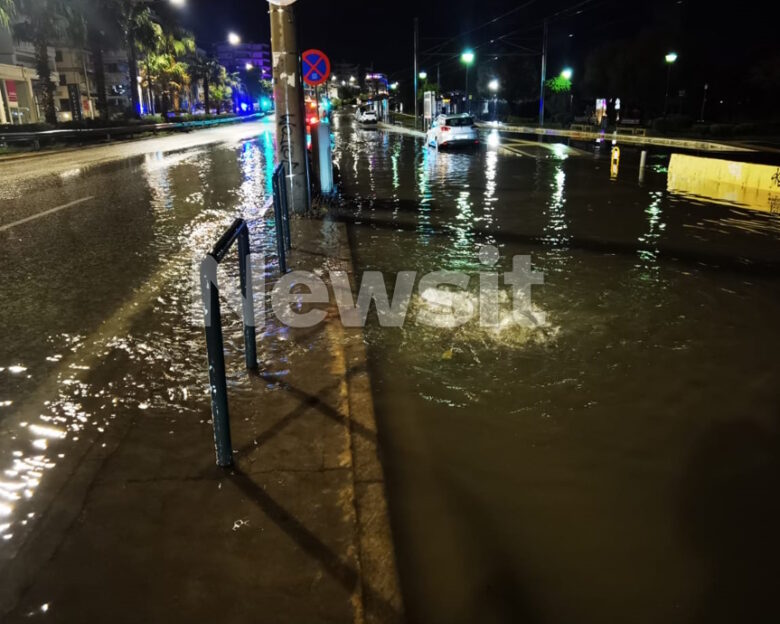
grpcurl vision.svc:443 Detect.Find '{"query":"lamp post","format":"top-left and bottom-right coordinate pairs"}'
top-left (418, 71), bottom-right (427, 80)
top-left (664, 52), bottom-right (677, 116)
top-left (461, 50), bottom-right (474, 113)
top-left (228, 31), bottom-right (241, 46)
top-left (488, 78), bottom-right (499, 121)
top-left (560, 68), bottom-right (573, 115)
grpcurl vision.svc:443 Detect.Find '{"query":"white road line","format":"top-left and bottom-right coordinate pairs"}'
top-left (0, 196), bottom-right (95, 232)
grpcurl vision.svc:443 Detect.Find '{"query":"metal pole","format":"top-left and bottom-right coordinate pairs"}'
top-left (413, 17), bottom-right (419, 131)
top-left (272, 166), bottom-right (288, 274)
top-left (465, 66), bottom-right (468, 114)
top-left (699, 83), bottom-right (708, 121)
top-left (280, 166), bottom-right (291, 251)
top-left (538, 18), bottom-right (548, 127)
top-left (664, 64), bottom-right (672, 115)
top-left (237, 225), bottom-right (257, 370)
top-left (269, 0), bottom-right (310, 215)
top-left (638, 149), bottom-right (647, 184)
top-left (201, 256), bottom-right (233, 467)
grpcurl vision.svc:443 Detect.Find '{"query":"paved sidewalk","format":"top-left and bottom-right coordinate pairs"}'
top-left (0, 219), bottom-right (402, 623)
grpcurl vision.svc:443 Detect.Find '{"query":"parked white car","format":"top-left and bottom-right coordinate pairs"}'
top-left (427, 114), bottom-right (479, 149)
top-left (356, 106), bottom-right (378, 124)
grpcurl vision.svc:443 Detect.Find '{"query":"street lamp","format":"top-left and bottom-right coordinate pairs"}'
top-left (228, 32), bottom-right (241, 46)
top-left (169, 0), bottom-right (186, 5)
top-left (560, 67), bottom-right (573, 81)
top-left (488, 79), bottom-right (499, 121)
top-left (245, 62), bottom-right (253, 71)
top-left (418, 71), bottom-right (427, 80)
top-left (664, 51), bottom-right (677, 115)
top-left (461, 49), bottom-right (474, 113)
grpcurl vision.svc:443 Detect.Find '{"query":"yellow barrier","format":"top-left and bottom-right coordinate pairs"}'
top-left (667, 153), bottom-right (780, 213)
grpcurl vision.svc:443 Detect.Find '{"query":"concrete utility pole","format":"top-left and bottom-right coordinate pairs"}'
top-left (268, 0), bottom-right (310, 214)
top-left (538, 18), bottom-right (548, 127)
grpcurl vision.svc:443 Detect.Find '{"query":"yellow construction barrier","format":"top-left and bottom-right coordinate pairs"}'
top-left (667, 153), bottom-right (780, 213)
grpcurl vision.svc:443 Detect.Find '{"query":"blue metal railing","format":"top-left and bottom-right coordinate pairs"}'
top-left (200, 166), bottom-right (292, 467)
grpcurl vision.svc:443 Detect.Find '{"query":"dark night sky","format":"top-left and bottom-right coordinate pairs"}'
top-left (179, 0), bottom-right (778, 93)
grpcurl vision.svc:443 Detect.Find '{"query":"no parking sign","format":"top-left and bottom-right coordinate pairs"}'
top-left (301, 49), bottom-right (330, 86)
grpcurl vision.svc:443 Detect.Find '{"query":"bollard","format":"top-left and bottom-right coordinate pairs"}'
top-left (611, 146), bottom-right (620, 178)
top-left (638, 149), bottom-right (647, 184)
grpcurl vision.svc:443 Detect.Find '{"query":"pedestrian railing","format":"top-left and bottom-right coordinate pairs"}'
top-left (200, 165), bottom-right (292, 467)
top-left (271, 162), bottom-right (292, 273)
top-left (200, 218), bottom-right (257, 467)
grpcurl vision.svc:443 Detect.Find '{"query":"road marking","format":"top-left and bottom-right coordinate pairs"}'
top-left (0, 196), bottom-right (95, 232)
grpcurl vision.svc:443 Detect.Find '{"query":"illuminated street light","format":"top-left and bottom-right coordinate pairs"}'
top-left (331, 75), bottom-right (337, 81)
top-left (390, 81), bottom-right (399, 90)
top-left (418, 71), bottom-right (427, 80)
top-left (461, 50), bottom-right (475, 113)
top-left (560, 67), bottom-right (573, 80)
top-left (245, 63), bottom-right (253, 71)
top-left (227, 32), bottom-right (241, 46)
top-left (169, 0), bottom-right (186, 5)
top-left (664, 52), bottom-right (678, 115)
top-left (488, 78), bottom-right (499, 92)
top-left (349, 76), bottom-right (355, 83)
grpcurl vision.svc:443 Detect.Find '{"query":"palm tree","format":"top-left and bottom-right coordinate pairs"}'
top-left (190, 54), bottom-right (219, 114)
top-left (12, 0), bottom-right (71, 124)
top-left (0, 0), bottom-right (15, 29)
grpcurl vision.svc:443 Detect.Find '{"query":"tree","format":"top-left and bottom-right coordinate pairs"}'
top-left (12, 0), bottom-right (72, 124)
top-left (190, 54), bottom-right (220, 114)
top-left (0, 0), bottom-right (14, 29)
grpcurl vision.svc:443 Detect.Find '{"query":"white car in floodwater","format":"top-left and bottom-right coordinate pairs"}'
top-left (427, 113), bottom-right (480, 149)
top-left (356, 105), bottom-right (378, 125)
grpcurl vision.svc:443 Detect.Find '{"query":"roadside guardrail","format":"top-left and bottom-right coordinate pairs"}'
top-left (0, 111), bottom-right (269, 151)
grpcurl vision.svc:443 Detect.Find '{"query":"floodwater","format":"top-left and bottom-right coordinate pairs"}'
top-left (0, 120), bottom-right (282, 562)
top-left (332, 113), bottom-right (780, 623)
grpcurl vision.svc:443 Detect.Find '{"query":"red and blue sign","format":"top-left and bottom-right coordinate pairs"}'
top-left (301, 49), bottom-right (330, 86)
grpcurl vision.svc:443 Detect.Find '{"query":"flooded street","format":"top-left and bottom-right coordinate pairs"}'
top-left (332, 113), bottom-right (780, 623)
top-left (1, 110), bottom-right (778, 622)
top-left (0, 120), bottom-right (280, 567)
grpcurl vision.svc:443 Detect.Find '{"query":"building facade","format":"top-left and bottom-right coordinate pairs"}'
top-left (216, 42), bottom-right (271, 79)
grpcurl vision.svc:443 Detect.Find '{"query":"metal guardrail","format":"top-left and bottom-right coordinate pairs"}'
top-left (0, 111), bottom-right (269, 150)
top-left (200, 166), bottom-right (291, 467)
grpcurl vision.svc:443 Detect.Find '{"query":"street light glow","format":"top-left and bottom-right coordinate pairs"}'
top-left (169, 0), bottom-right (186, 6)
top-left (228, 32), bottom-right (241, 46)
top-left (665, 52), bottom-right (678, 64)
top-left (461, 50), bottom-right (475, 65)
top-left (245, 63), bottom-right (253, 71)
top-left (390, 82), bottom-right (399, 90)
top-left (349, 76), bottom-right (355, 82)
top-left (488, 79), bottom-right (499, 92)
top-left (560, 68), bottom-right (573, 80)
top-left (418, 71), bottom-right (427, 80)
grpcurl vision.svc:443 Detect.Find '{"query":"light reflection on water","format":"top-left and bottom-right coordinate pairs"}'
top-left (0, 134), bottom-right (277, 545)
top-left (332, 115), bottom-right (780, 622)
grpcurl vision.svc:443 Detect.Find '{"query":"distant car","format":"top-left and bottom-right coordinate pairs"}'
top-left (427, 114), bottom-right (479, 149)
top-left (356, 106), bottom-right (378, 124)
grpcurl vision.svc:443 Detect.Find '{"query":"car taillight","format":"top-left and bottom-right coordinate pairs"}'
top-left (441, 126), bottom-right (451, 132)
